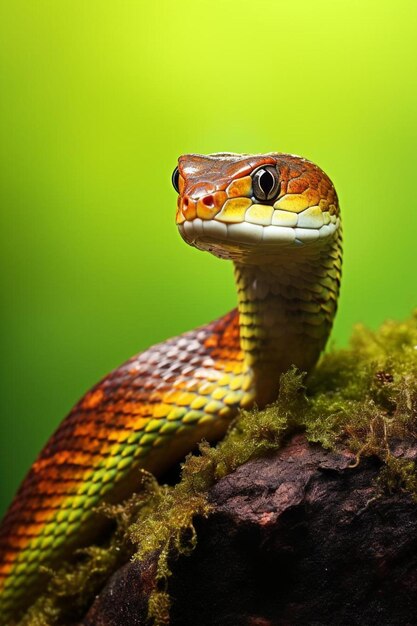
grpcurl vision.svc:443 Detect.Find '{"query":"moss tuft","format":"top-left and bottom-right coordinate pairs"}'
top-left (306, 311), bottom-right (417, 464)
top-left (20, 311), bottom-right (417, 626)
top-left (379, 457), bottom-right (417, 498)
top-left (129, 472), bottom-right (211, 625)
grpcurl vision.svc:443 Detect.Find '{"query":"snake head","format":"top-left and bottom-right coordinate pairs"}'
top-left (173, 152), bottom-right (340, 262)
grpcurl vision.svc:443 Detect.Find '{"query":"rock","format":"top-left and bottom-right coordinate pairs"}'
top-left (80, 435), bottom-right (417, 626)
top-left (80, 559), bottom-right (155, 626)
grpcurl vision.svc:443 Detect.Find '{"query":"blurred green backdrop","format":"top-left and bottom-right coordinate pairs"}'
top-left (0, 0), bottom-right (416, 515)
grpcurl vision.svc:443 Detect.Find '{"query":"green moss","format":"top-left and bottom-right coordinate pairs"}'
top-left (306, 312), bottom-right (417, 461)
top-left (21, 311), bottom-right (417, 626)
top-left (128, 469), bottom-right (212, 625)
top-left (378, 457), bottom-right (417, 497)
top-left (19, 545), bottom-right (120, 626)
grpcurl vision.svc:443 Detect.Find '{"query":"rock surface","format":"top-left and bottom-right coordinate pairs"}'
top-left (81, 435), bottom-right (417, 626)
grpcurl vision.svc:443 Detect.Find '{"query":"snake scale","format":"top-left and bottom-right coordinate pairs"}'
top-left (0, 152), bottom-right (342, 623)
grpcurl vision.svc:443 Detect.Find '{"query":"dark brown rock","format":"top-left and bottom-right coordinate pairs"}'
top-left (81, 435), bottom-right (417, 626)
top-left (81, 557), bottom-right (156, 626)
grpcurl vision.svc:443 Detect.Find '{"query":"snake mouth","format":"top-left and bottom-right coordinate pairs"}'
top-left (178, 209), bottom-right (340, 259)
top-left (175, 153), bottom-right (341, 260)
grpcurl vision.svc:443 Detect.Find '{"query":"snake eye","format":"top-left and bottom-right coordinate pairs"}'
top-left (172, 167), bottom-right (180, 193)
top-left (252, 166), bottom-right (280, 202)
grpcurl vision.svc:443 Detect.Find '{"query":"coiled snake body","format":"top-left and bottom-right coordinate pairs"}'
top-left (0, 153), bottom-right (342, 623)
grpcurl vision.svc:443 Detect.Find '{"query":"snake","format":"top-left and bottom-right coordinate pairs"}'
top-left (0, 152), bottom-right (342, 623)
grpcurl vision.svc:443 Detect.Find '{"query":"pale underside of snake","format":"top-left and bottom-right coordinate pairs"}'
top-left (0, 152), bottom-right (342, 623)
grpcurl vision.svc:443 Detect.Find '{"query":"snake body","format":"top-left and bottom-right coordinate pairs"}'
top-left (0, 153), bottom-right (342, 623)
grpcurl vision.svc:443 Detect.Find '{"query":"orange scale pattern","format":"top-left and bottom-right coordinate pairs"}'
top-left (0, 310), bottom-right (253, 621)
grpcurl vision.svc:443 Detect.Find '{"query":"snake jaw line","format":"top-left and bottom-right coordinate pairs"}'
top-left (178, 215), bottom-right (340, 257)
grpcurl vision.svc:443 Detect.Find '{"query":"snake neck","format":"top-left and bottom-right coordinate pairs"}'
top-left (234, 232), bottom-right (342, 406)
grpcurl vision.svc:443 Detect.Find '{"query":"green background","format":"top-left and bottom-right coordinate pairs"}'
top-left (0, 0), bottom-right (416, 516)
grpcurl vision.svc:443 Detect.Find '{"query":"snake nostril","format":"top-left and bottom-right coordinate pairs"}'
top-left (202, 195), bottom-right (215, 208)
